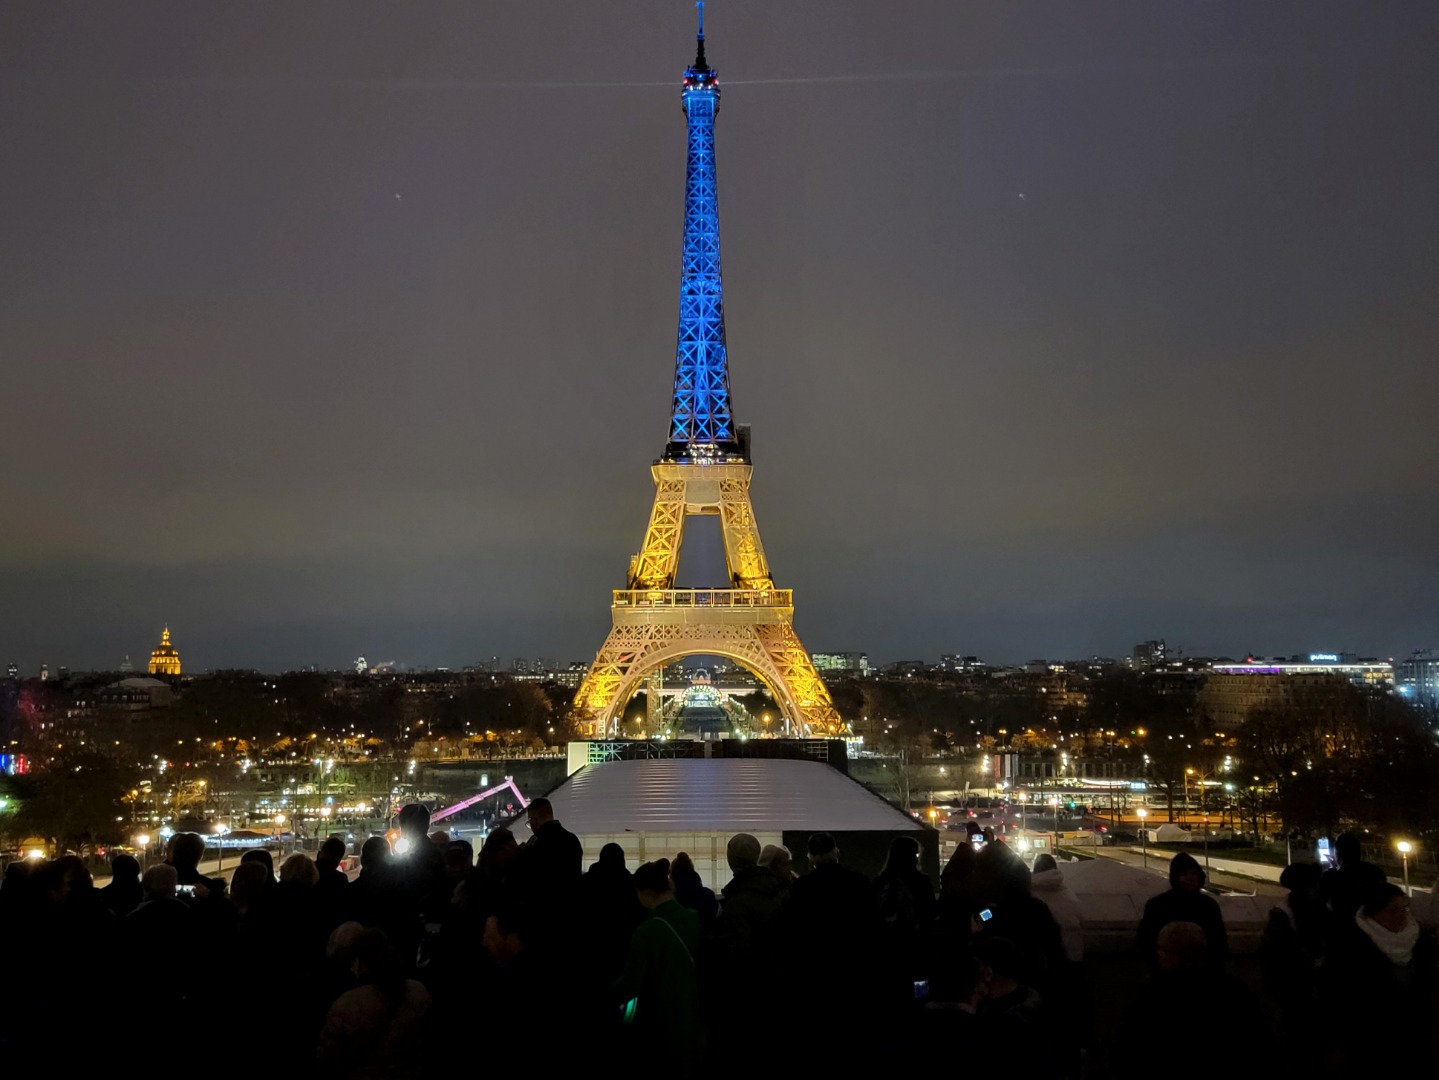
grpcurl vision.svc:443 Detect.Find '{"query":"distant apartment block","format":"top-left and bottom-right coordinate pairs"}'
top-left (1395, 651), bottom-right (1439, 711)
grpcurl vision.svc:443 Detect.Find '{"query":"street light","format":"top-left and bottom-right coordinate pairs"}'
top-left (1017, 791), bottom-right (1027, 835)
top-left (1137, 808), bottom-right (1148, 870)
top-left (135, 833), bottom-right (151, 868)
top-left (1398, 840), bottom-right (1414, 897)
top-left (214, 822), bottom-right (229, 875)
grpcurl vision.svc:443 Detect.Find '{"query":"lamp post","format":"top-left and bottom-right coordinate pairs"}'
top-left (1398, 841), bottom-right (1413, 897)
top-left (1050, 795), bottom-right (1061, 856)
top-left (1018, 791), bottom-right (1027, 837)
top-left (135, 833), bottom-right (151, 869)
top-left (1137, 808), bottom-right (1148, 870)
top-left (214, 822), bottom-right (229, 876)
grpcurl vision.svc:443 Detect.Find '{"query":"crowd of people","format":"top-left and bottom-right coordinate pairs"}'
top-left (0, 813), bottom-right (1434, 1075)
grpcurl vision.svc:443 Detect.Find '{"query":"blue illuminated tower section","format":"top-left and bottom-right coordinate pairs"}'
top-left (666, 3), bottom-right (739, 461)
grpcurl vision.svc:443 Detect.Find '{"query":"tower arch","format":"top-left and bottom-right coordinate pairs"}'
top-left (598, 640), bottom-right (799, 736)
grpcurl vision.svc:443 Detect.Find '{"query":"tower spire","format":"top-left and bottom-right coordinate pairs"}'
top-left (695, 1), bottom-right (707, 70)
top-left (667, 4), bottom-right (737, 460)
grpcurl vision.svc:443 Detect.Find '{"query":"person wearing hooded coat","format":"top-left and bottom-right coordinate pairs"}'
top-left (1136, 851), bottom-right (1227, 972)
top-left (1030, 853), bottom-right (1083, 963)
top-left (579, 842), bottom-right (644, 984)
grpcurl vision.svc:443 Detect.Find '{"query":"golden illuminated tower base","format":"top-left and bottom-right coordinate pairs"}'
top-left (574, 460), bottom-right (842, 736)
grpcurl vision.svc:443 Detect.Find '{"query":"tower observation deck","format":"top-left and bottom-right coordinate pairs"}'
top-left (572, 5), bottom-right (842, 736)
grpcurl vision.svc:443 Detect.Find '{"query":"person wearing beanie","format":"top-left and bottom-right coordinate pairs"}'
top-left (1136, 851), bottom-right (1227, 972)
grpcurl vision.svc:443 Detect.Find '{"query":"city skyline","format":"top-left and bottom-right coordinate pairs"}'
top-left (3, 623), bottom-right (1424, 678)
top-left (3, 3), bottom-right (1437, 671)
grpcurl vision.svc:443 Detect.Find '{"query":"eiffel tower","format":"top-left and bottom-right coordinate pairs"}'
top-left (573, 5), bottom-right (843, 737)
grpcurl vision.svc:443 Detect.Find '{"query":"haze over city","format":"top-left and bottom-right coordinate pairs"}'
top-left (3, 2), bottom-right (1436, 671)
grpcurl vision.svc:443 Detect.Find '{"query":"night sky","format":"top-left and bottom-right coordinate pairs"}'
top-left (3, 2), bottom-right (1437, 672)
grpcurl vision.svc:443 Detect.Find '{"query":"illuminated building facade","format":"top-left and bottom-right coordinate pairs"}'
top-left (1395, 651), bottom-right (1439, 711)
top-left (148, 627), bottom-right (182, 676)
top-left (573, 10), bottom-right (841, 736)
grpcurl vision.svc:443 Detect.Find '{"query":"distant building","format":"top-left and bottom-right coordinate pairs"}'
top-left (5, 663), bottom-right (16, 679)
top-left (40, 664), bottom-right (49, 681)
top-left (812, 652), bottom-right (870, 675)
top-left (553, 661), bottom-right (589, 690)
top-left (119, 655), bottom-right (134, 673)
top-left (148, 627), bottom-right (182, 676)
top-left (1395, 651), bottom-right (1439, 711)
top-left (1209, 657), bottom-right (1390, 688)
top-left (99, 676), bottom-right (176, 712)
top-left (995, 750), bottom-right (1126, 785)
top-left (1040, 671), bottom-right (1090, 712)
top-left (1131, 640), bottom-right (1167, 668)
top-left (881, 659), bottom-right (927, 677)
top-left (939, 654), bottom-right (986, 673)
top-left (1197, 656), bottom-right (1391, 729)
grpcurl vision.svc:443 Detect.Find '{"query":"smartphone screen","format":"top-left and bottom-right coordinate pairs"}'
top-left (979, 907), bottom-right (993, 922)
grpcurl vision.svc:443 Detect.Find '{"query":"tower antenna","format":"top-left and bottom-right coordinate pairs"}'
top-left (695, 1), bottom-right (707, 69)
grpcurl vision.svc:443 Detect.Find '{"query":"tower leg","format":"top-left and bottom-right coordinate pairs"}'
top-left (629, 479), bottom-right (687, 589)
top-left (753, 623), bottom-right (844, 734)
top-left (718, 477), bottom-right (773, 588)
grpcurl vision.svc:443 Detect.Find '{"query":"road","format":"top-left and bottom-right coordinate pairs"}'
top-left (1080, 844), bottom-right (1287, 897)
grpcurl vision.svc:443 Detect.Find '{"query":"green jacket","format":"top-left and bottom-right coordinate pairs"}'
top-left (614, 899), bottom-right (703, 1052)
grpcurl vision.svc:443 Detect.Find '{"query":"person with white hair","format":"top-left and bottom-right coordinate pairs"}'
top-left (139, 863), bottom-right (179, 904)
top-left (125, 862), bottom-right (195, 1016)
top-left (758, 843), bottom-right (796, 891)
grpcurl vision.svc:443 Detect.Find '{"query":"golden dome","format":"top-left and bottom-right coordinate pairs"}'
top-left (148, 626), bottom-right (181, 676)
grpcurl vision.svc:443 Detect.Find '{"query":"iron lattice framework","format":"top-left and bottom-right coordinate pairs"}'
top-left (573, 8), bottom-right (842, 737)
top-left (666, 9), bottom-right (736, 458)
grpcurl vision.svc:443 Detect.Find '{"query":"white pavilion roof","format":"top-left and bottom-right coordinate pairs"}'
top-left (515, 757), bottom-right (927, 839)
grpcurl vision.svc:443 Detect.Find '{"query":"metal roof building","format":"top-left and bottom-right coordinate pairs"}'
top-left (513, 756), bottom-right (935, 888)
